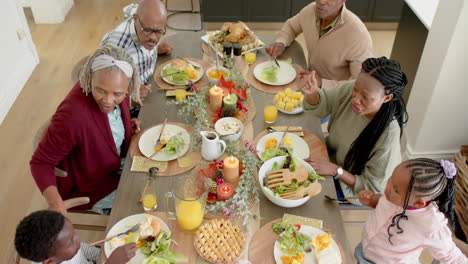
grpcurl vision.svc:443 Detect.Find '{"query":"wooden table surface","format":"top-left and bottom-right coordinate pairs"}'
top-left (104, 32), bottom-right (352, 263)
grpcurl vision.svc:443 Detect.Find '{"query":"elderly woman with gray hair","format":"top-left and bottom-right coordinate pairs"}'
top-left (31, 45), bottom-right (141, 216)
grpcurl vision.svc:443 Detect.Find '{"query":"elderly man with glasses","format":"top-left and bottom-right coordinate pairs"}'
top-left (100, 0), bottom-right (173, 106)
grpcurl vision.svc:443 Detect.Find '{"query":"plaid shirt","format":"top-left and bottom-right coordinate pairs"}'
top-left (100, 4), bottom-right (158, 85)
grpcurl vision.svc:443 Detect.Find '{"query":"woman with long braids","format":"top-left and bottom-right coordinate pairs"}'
top-left (31, 45), bottom-right (142, 216)
top-left (354, 158), bottom-right (467, 263)
top-left (301, 57), bottom-right (408, 201)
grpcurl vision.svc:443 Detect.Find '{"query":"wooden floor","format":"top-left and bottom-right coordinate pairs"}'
top-left (2, 0), bottom-right (431, 263)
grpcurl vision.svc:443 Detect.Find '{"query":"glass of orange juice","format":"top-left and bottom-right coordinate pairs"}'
top-left (264, 105), bottom-right (278, 123)
top-left (141, 168), bottom-right (158, 211)
top-left (244, 52), bottom-right (256, 64)
top-left (165, 176), bottom-right (208, 231)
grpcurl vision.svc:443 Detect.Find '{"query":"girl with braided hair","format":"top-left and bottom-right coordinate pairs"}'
top-left (31, 45), bottom-right (142, 216)
top-left (355, 158), bottom-right (467, 263)
top-left (301, 57), bottom-right (408, 202)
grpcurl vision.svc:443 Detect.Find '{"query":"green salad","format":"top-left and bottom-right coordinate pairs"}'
top-left (261, 146), bottom-right (291, 160)
top-left (264, 155), bottom-right (325, 197)
top-left (141, 231), bottom-right (188, 264)
top-left (261, 65), bottom-right (279, 83)
top-left (164, 134), bottom-right (185, 155)
top-left (162, 66), bottom-right (189, 85)
top-left (272, 222), bottom-right (312, 257)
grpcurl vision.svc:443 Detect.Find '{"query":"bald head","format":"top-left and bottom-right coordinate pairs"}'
top-left (137, 0), bottom-right (167, 23)
top-left (134, 0), bottom-right (167, 50)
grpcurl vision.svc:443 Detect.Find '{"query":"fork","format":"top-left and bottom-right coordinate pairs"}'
top-left (275, 126), bottom-right (289, 151)
top-left (266, 167), bottom-right (309, 188)
top-left (280, 182), bottom-right (322, 199)
top-left (154, 118), bottom-right (168, 148)
top-left (177, 56), bottom-right (201, 70)
top-left (89, 223), bottom-right (140, 246)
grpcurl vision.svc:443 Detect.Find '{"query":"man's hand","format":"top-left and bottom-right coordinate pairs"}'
top-left (106, 243), bottom-right (137, 264)
top-left (266, 42), bottom-right (285, 58)
top-left (158, 42), bottom-right (173, 55)
top-left (130, 118), bottom-right (141, 135)
top-left (305, 158), bottom-right (339, 176)
top-left (139, 84), bottom-right (152, 102)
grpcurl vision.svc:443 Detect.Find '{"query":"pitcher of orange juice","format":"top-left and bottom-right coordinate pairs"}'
top-left (165, 176), bottom-right (208, 231)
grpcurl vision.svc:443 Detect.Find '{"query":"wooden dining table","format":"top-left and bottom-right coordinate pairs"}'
top-left (102, 31), bottom-right (352, 263)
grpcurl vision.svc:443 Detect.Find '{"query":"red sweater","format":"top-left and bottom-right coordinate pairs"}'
top-left (30, 82), bottom-right (131, 209)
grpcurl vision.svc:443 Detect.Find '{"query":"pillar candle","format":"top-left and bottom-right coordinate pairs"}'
top-left (209, 85), bottom-right (223, 112)
top-left (217, 182), bottom-right (235, 201)
top-left (223, 156), bottom-right (239, 186)
top-left (222, 94), bottom-right (238, 109)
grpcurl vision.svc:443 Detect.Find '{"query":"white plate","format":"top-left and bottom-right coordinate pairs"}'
top-left (256, 132), bottom-right (310, 161)
top-left (104, 214), bottom-right (170, 264)
top-left (273, 225), bottom-right (342, 264)
top-left (138, 124), bottom-right (190, 161)
top-left (201, 33), bottom-right (265, 57)
top-left (253, 61), bottom-right (297, 86)
top-left (278, 106), bottom-right (304, 115)
top-left (160, 60), bottom-right (204, 85)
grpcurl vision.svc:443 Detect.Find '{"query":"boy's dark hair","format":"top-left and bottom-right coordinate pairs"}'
top-left (343, 57), bottom-right (409, 176)
top-left (15, 210), bottom-right (65, 262)
top-left (386, 158), bottom-right (457, 245)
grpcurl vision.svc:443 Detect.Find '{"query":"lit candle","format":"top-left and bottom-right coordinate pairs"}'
top-left (217, 182), bottom-right (235, 201)
top-left (223, 156), bottom-right (239, 186)
top-left (209, 85), bottom-right (224, 111)
top-left (222, 93), bottom-right (238, 109)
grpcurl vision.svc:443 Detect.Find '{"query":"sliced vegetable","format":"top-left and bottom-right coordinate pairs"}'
top-left (261, 65), bottom-right (279, 83)
top-left (272, 222), bottom-right (311, 257)
top-left (162, 66), bottom-right (190, 84)
top-left (164, 134), bottom-right (185, 155)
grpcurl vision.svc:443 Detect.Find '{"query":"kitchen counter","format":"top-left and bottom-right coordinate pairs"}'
top-left (405, 0), bottom-right (439, 28)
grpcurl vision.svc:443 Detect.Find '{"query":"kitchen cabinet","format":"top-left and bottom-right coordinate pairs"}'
top-left (203, 0), bottom-right (404, 22)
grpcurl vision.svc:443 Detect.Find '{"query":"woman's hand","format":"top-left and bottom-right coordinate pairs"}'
top-left (157, 42), bottom-right (174, 55)
top-left (43, 186), bottom-right (68, 217)
top-left (130, 118), bottom-right (141, 135)
top-left (300, 71), bottom-right (320, 95)
top-left (305, 158), bottom-right (339, 176)
top-left (107, 243), bottom-right (137, 264)
top-left (266, 42), bottom-right (285, 58)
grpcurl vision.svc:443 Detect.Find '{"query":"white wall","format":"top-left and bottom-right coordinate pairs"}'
top-left (30, 0), bottom-right (73, 24)
top-left (0, 0), bottom-right (39, 124)
top-left (405, 0), bottom-right (467, 160)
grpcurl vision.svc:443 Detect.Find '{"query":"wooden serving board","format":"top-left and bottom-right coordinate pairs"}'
top-left (154, 58), bottom-right (213, 90)
top-left (128, 122), bottom-right (202, 176)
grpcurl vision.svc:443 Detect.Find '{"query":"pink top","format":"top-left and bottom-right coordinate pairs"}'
top-left (362, 195), bottom-right (467, 264)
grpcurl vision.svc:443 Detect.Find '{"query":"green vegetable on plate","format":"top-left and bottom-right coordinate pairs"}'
top-left (261, 65), bottom-right (279, 83)
top-left (162, 66), bottom-right (189, 85)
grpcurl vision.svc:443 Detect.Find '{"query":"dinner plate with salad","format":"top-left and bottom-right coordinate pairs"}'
top-left (256, 132), bottom-right (310, 161)
top-left (160, 59), bottom-right (204, 85)
top-left (138, 124), bottom-right (190, 161)
top-left (253, 60), bottom-right (296, 86)
top-left (272, 222), bottom-right (342, 264)
top-left (104, 214), bottom-right (188, 264)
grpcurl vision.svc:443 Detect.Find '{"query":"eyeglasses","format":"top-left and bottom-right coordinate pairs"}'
top-left (137, 16), bottom-right (166, 36)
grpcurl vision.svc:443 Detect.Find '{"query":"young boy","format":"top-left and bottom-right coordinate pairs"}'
top-left (15, 210), bottom-right (136, 264)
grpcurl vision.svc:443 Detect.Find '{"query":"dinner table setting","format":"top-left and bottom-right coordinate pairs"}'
top-left (98, 23), bottom-right (352, 264)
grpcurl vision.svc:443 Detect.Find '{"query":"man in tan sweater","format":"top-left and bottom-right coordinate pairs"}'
top-left (267, 0), bottom-right (373, 88)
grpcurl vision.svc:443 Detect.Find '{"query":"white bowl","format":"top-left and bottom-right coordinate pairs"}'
top-left (215, 117), bottom-right (244, 142)
top-left (206, 66), bottom-right (230, 84)
top-left (258, 156), bottom-right (314, 208)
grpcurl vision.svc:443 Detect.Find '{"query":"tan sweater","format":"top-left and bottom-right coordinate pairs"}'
top-left (276, 3), bottom-right (373, 88)
top-left (306, 82), bottom-right (401, 198)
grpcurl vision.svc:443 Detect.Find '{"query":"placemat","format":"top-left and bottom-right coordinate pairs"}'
top-left (248, 218), bottom-right (347, 264)
top-left (244, 60), bottom-right (305, 94)
top-left (154, 58), bottom-right (213, 90)
top-left (253, 129), bottom-right (329, 160)
top-left (128, 122), bottom-right (202, 176)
